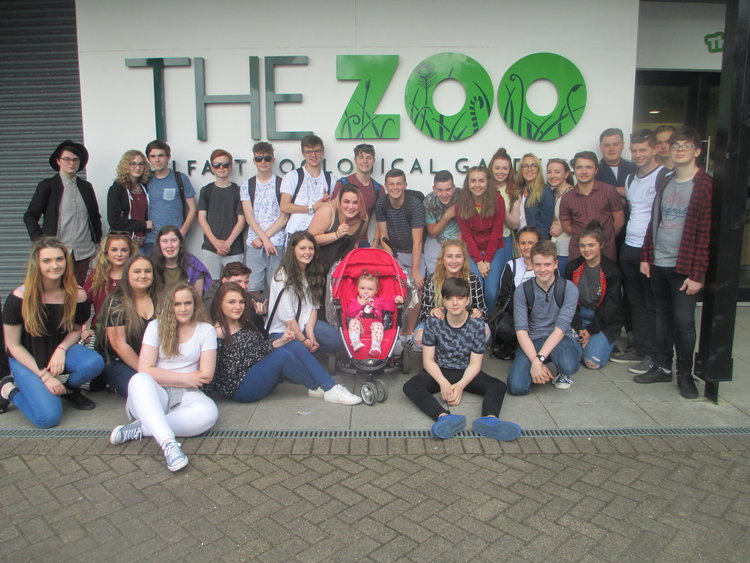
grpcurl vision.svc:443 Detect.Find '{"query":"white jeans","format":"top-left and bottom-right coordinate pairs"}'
top-left (126, 372), bottom-right (218, 446)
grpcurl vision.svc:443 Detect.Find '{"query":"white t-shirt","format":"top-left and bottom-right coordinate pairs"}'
top-left (625, 165), bottom-right (663, 248)
top-left (510, 257), bottom-right (536, 287)
top-left (281, 167), bottom-right (338, 235)
top-left (142, 320), bottom-right (217, 373)
top-left (239, 175), bottom-right (285, 247)
top-left (267, 268), bottom-right (315, 335)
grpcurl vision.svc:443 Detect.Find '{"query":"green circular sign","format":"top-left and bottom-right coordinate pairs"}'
top-left (404, 52), bottom-right (493, 142)
top-left (498, 52), bottom-right (586, 141)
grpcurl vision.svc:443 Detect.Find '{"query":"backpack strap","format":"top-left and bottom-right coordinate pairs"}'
top-left (292, 168), bottom-right (305, 204)
top-left (523, 278), bottom-right (535, 315)
top-left (248, 176), bottom-right (283, 206)
top-left (265, 286), bottom-right (302, 333)
top-left (174, 170), bottom-right (186, 220)
top-left (523, 275), bottom-right (566, 316)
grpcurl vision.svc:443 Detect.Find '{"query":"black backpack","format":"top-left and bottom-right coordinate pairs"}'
top-left (522, 275), bottom-right (567, 315)
top-left (379, 189), bottom-right (425, 227)
top-left (246, 175), bottom-right (283, 206)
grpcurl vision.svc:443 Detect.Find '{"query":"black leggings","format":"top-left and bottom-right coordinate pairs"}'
top-left (403, 367), bottom-right (507, 421)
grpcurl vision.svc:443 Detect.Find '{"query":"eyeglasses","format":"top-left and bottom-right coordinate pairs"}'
top-left (254, 155), bottom-right (273, 163)
top-left (303, 148), bottom-right (323, 156)
top-left (212, 162), bottom-right (231, 169)
top-left (521, 164), bottom-right (539, 170)
top-left (671, 143), bottom-right (696, 152)
top-left (59, 157), bottom-right (80, 164)
top-left (129, 161), bottom-right (146, 168)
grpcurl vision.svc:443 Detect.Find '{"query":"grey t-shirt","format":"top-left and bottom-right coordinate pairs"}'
top-left (375, 194), bottom-right (425, 253)
top-left (513, 278), bottom-right (579, 341)
top-left (577, 264), bottom-right (601, 310)
top-left (654, 177), bottom-right (694, 267)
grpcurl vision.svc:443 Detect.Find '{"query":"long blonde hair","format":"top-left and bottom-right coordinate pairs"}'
top-left (433, 239), bottom-right (471, 310)
top-left (516, 153), bottom-right (546, 206)
top-left (21, 237), bottom-right (79, 337)
top-left (89, 233), bottom-right (138, 293)
top-left (156, 281), bottom-right (210, 358)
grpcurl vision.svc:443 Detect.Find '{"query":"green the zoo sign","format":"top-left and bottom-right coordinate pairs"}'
top-left (336, 52), bottom-right (587, 142)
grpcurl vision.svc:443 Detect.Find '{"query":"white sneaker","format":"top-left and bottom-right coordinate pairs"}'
top-left (552, 374), bottom-right (573, 389)
top-left (323, 384), bottom-right (363, 405)
top-left (351, 340), bottom-right (365, 352)
top-left (308, 387), bottom-right (325, 398)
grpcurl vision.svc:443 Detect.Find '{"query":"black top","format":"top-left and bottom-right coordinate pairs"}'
top-left (101, 294), bottom-right (154, 359)
top-left (213, 328), bottom-right (272, 398)
top-left (319, 213), bottom-right (364, 269)
top-left (2, 292), bottom-right (90, 369)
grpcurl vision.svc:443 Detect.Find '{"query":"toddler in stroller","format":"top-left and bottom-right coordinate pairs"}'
top-left (346, 272), bottom-right (404, 356)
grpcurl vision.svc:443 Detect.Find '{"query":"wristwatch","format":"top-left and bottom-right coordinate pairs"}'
top-left (536, 353), bottom-right (547, 363)
top-left (307, 205), bottom-right (314, 215)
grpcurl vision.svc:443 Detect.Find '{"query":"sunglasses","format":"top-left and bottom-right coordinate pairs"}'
top-left (212, 162), bottom-right (231, 169)
top-left (254, 156), bottom-right (273, 163)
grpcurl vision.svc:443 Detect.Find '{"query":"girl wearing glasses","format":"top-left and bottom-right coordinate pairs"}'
top-left (152, 226), bottom-right (212, 296)
top-left (514, 153), bottom-right (555, 240)
top-left (197, 149), bottom-right (245, 279)
top-left (107, 149), bottom-right (153, 250)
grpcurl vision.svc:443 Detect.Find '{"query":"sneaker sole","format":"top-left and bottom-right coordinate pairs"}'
top-left (431, 416), bottom-right (466, 439)
top-left (554, 382), bottom-right (572, 389)
top-left (308, 388), bottom-right (324, 398)
top-left (632, 375), bottom-right (672, 384)
top-left (609, 357), bottom-right (641, 364)
top-left (472, 419), bottom-right (522, 441)
top-left (628, 366), bottom-right (655, 375)
top-left (109, 425), bottom-right (125, 445)
top-left (324, 395), bottom-right (363, 405)
top-left (167, 456), bottom-right (189, 472)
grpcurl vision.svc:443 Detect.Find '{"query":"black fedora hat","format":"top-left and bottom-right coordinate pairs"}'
top-left (49, 140), bottom-right (89, 172)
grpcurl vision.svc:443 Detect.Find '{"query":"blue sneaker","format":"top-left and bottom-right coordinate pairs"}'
top-left (431, 414), bottom-right (466, 439)
top-left (472, 416), bottom-right (522, 441)
top-left (163, 441), bottom-right (188, 472)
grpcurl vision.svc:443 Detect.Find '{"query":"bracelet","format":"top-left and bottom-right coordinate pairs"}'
top-left (56, 346), bottom-right (67, 353)
top-left (335, 231), bottom-right (340, 239)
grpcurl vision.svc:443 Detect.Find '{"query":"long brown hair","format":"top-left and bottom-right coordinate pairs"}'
top-left (99, 255), bottom-right (160, 356)
top-left (211, 282), bottom-right (257, 337)
top-left (89, 232), bottom-right (138, 293)
top-left (457, 166), bottom-right (497, 219)
top-left (152, 225), bottom-right (188, 283)
top-left (488, 148), bottom-right (518, 201)
top-left (156, 281), bottom-right (210, 358)
top-left (432, 239), bottom-right (471, 310)
top-left (274, 231), bottom-right (326, 307)
top-left (21, 237), bottom-right (79, 337)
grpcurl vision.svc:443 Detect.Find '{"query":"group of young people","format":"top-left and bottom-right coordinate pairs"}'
top-left (0, 123), bottom-right (711, 462)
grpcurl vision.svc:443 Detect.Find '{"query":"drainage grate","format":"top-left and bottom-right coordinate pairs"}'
top-left (1, 426), bottom-right (749, 440)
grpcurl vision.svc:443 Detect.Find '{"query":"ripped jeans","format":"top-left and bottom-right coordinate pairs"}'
top-left (578, 307), bottom-right (616, 369)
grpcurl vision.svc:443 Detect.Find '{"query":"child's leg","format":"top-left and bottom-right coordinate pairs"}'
top-left (348, 318), bottom-right (364, 350)
top-left (370, 322), bottom-right (384, 353)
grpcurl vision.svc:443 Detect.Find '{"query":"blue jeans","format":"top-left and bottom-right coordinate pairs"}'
top-left (507, 336), bottom-right (581, 395)
top-left (578, 307), bottom-right (616, 368)
top-left (469, 248), bottom-right (507, 314)
top-left (8, 344), bottom-right (104, 428)
top-left (232, 340), bottom-right (336, 402)
top-left (270, 320), bottom-right (343, 354)
top-left (103, 358), bottom-right (137, 398)
top-left (557, 256), bottom-right (568, 277)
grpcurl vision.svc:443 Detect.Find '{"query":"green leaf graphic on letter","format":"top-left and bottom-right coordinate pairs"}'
top-left (498, 52), bottom-right (586, 141)
top-left (404, 52), bottom-right (493, 142)
top-left (336, 55), bottom-right (400, 139)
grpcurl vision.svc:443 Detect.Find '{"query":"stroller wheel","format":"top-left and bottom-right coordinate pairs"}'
top-left (373, 379), bottom-right (388, 402)
top-left (400, 348), bottom-right (411, 374)
top-left (360, 382), bottom-right (376, 406)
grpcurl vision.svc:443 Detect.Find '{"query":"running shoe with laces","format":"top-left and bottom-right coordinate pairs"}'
top-left (323, 384), bottom-right (363, 405)
top-left (308, 387), bottom-right (325, 398)
top-left (109, 421), bottom-right (143, 445)
top-left (163, 440), bottom-right (188, 472)
top-left (628, 356), bottom-right (655, 375)
top-left (552, 374), bottom-right (573, 389)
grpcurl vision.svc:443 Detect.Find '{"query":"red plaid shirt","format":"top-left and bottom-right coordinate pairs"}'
top-left (641, 168), bottom-right (713, 282)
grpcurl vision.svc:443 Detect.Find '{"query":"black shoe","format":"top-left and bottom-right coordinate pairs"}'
top-left (677, 375), bottom-right (699, 399)
top-left (633, 366), bottom-right (672, 384)
top-left (0, 375), bottom-right (14, 414)
top-left (62, 388), bottom-right (96, 410)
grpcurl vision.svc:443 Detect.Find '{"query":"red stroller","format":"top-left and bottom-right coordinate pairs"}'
top-left (329, 248), bottom-right (411, 405)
